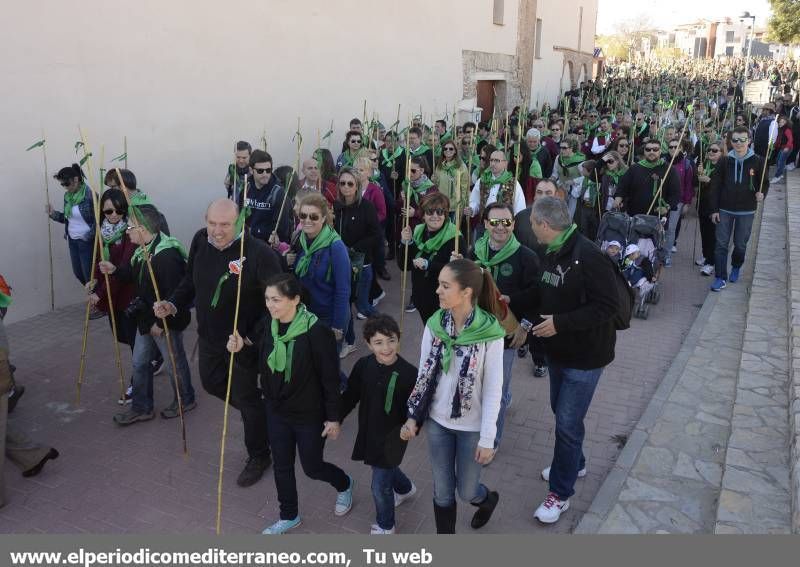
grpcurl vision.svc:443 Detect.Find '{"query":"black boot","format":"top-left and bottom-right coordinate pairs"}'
top-left (470, 490), bottom-right (499, 529)
top-left (433, 500), bottom-right (457, 534)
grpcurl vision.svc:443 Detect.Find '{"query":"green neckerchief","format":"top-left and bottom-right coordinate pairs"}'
top-left (63, 184), bottom-right (87, 213)
top-left (433, 145), bottom-right (442, 158)
top-left (580, 178), bottom-right (599, 207)
top-left (546, 223), bottom-right (578, 254)
top-left (267, 305), bottom-right (318, 382)
top-left (637, 158), bottom-right (665, 169)
top-left (426, 307), bottom-right (506, 373)
top-left (473, 232), bottom-right (521, 280)
top-left (440, 130), bottom-right (453, 143)
top-left (381, 146), bottom-right (403, 169)
top-left (101, 220), bottom-right (127, 260)
top-left (606, 168), bottom-right (625, 185)
top-left (480, 170), bottom-right (513, 188)
top-left (369, 171), bottom-right (381, 184)
top-left (412, 221), bottom-right (457, 259)
top-left (561, 152), bottom-right (585, 169)
top-left (129, 192), bottom-right (154, 207)
top-left (409, 144), bottom-right (430, 157)
top-left (0, 291), bottom-right (11, 309)
top-left (132, 233), bottom-right (188, 285)
top-left (402, 177), bottom-right (435, 205)
top-left (439, 160), bottom-right (461, 179)
top-left (295, 224), bottom-right (341, 278)
top-left (341, 150), bottom-right (356, 168)
top-left (585, 120), bottom-right (600, 136)
top-left (384, 370), bottom-right (399, 414)
top-left (529, 152), bottom-right (543, 179)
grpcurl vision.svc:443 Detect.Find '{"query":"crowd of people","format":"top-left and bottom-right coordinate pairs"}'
top-left (2, 54), bottom-right (794, 534)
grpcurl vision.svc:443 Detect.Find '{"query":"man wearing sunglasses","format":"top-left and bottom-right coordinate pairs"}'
top-left (614, 139), bottom-right (680, 218)
top-left (239, 150), bottom-right (292, 247)
top-left (467, 151), bottom-right (527, 239)
top-left (707, 127), bottom-right (768, 292)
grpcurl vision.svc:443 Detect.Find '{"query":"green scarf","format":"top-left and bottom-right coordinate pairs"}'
top-left (439, 160), bottom-right (461, 179)
top-left (295, 224), bottom-right (341, 278)
top-left (381, 147), bottom-right (403, 169)
top-left (529, 148), bottom-right (543, 179)
top-left (384, 371), bottom-right (398, 414)
top-left (479, 170), bottom-right (513, 188)
top-left (63, 184), bottom-right (87, 214)
top-left (129, 192), bottom-right (154, 207)
top-left (0, 291), bottom-right (11, 309)
top-left (369, 172), bottom-right (381, 184)
top-left (473, 232), bottom-right (521, 280)
top-left (606, 168), bottom-right (625, 185)
top-left (426, 307), bottom-right (506, 373)
top-left (546, 223), bottom-right (577, 254)
top-left (637, 158), bottom-right (665, 169)
top-left (580, 178), bottom-right (599, 207)
top-left (409, 144), bottom-right (430, 157)
top-left (440, 130), bottom-right (453, 143)
top-left (402, 177), bottom-right (435, 205)
top-left (267, 305), bottom-right (318, 382)
top-left (340, 150), bottom-right (356, 168)
top-left (412, 221), bottom-right (457, 259)
top-left (560, 152), bottom-right (585, 169)
top-left (131, 233), bottom-right (187, 267)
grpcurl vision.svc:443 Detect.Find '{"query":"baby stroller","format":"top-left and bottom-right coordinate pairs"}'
top-left (628, 214), bottom-right (665, 314)
top-left (596, 211), bottom-right (633, 265)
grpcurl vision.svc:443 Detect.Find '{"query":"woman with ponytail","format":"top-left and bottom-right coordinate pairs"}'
top-left (400, 258), bottom-right (505, 533)
top-left (46, 163), bottom-right (96, 286)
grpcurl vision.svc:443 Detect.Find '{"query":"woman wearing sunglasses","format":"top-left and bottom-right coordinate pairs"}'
top-left (433, 140), bottom-right (470, 219)
top-left (289, 193), bottom-right (351, 350)
top-left (695, 140), bottom-right (723, 277)
top-left (46, 164), bottom-right (96, 288)
top-left (336, 130), bottom-right (365, 171)
top-left (598, 150), bottom-right (628, 214)
top-left (333, 167), bottom-right (381, 358)
top-left (398, 193), bottom-right (464, 323)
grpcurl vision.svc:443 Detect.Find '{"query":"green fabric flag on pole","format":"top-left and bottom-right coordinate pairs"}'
top-left (25, 139), bottom-right (45, 151)
top-left (112, 152), bottom-right (127, 162)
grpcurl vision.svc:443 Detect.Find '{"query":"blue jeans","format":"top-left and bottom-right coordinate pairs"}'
top-left (664, 209), bottom-right (681, 261)
top-left (355, 264), bottom-right (376, 318)
top-left (494, 348), bottom-right (516, 448)
top-left (714, 211), bottom-right (755, 281)
top-left (426, 419), bottom-right (488, 507)
top-left (266, 410), bottom-right (349, 520)
top-left (132, 329), bottom-right (195, 414)
top-left (547, 361), bottom-right (603, 500)
top-left (371, 466), bottom-right (413, 530)
top-left (68, 237), bottom-right (93, 285)
top-left (776, 149), bottom-right (789, 178)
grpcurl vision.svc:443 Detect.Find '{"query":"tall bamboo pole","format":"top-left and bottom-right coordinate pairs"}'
top-left (646, 108), bottom-right (692, 216)
top-left (398, 118), bottom-right (413, 342)
top-left (37, 131), bottom-right (55, 311)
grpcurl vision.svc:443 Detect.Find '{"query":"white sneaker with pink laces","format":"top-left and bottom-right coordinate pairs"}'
top-left (533, 492), bottom-right (570, 524)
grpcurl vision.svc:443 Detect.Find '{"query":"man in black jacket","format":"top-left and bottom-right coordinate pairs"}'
top-left (614, 139), bottom-right (681, 217)
top-left (512, 196), bottom-right (618, 525)
top-left (239, 150), bottom-right (292, 245)
top-left (102, 205), bottom-right (196, 426)
top-left (154, 199), bottom-right (283, 487)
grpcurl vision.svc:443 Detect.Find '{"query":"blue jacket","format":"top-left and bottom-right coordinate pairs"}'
top-left (294, 239), bottom-right (351, 332)
top-left (50, 184), bottom-right (96, 241)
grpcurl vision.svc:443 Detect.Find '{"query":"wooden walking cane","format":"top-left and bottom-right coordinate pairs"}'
top-left (113, 167), bottom-right (188, 456)
top-left (646, 108), bottom-right (692, 216)
top-left (27, 132), bottom-right (55, 310)
top-left (216, 174), bottom-right (249, 533)
top-left (398, 120), bottom-right (414, 344)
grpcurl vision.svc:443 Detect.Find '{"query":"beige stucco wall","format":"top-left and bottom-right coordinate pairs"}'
top-left (0, 0), bottom-right (526, 322)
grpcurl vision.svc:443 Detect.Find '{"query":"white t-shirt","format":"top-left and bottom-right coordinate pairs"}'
top-left (418, 325), bottom-right (504, 448)
top-left (67, 205), bottom-right (92, 240)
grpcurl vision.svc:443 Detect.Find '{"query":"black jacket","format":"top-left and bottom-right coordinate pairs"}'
top-left (334, 197), bottom-right (381, 265)
top-left (256, 317), bottom-right (340, 425)
top-left (709, 153), bottom-right (769, 214)
top-left (239, 175), bottom-right (292, 243)
top-left (116, 235), bottom-right (191, 335)
top-left (615, 161), bottom-right (681, 215)
top-left (511, 231), bottom-right (618, 369)
top-left (467, 243), bottom-right (540, 316)
top-left (398, 226), bottom-right (465, 323)
top-left (514, 206), bottom-right (546, 258)
top-left (379, 148), bottom-right (407, 200)
top-left (340, 354), bottom-right (418, 468)
top-left (169, 230), bottom-right (282, 347)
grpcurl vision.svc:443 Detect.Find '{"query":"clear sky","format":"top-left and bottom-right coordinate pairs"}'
top-left (596, 0), bottom-right (773, 35)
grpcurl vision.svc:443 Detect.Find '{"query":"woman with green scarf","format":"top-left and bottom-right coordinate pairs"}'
top-left (695, 139), bottom-right (723, 276)
top-left (46, 163), bottom-right (96, 287)
top-left (400, 259), bottom-right (506, 533)
top-left (432, 140), bottom-right (470, 217)
top-left (398, 193), bottom-right (465, 322)
top-left (599, 150), bottom-right (628, 213)
top-left (227, 273), bottom-right (352, 535)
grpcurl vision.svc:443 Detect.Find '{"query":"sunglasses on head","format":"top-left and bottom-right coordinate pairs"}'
top-left (103, 208), bottom-right (123, 215)
top-left (339, 180), bottom-right (356, 187)
top-left (424, 208), bottom-right (445, 217)
top-left (298, 212), bottom-right (321, 221)
top-left (254, 167), bottom-right (272, 174)
top-left (487, 218), bottom-right (513, 227)
top-left (731, 137), bottom-right (748, 143)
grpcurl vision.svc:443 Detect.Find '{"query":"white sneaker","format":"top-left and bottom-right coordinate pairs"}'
top-left (671, 245), bottom-right (677, 253)
top-left (695, 256), bottom-right (706, 267)
top-left (700, 264), bottom-right (714, 276)
top-left (770, 176), bottom-right (780, 183)
top-left (394, 482), bottom-right (417, 507)
top-left (370, 524), bottom-right (395, 534)
top-left (371, 291), bottom-right (386, 307)
top-left (787, 163), bottom-right (796, 171)
top-left (356, 312), bottom-right (368, 320)
top-left (533, 492), bottom-right (570, 524)
top-left (541, 466), bottom-right (586, 482)
top-left (339, 343), bottom-right (357, 359)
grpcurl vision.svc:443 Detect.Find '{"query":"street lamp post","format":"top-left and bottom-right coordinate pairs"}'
top-left (740, 11), bottom-right (756, 104)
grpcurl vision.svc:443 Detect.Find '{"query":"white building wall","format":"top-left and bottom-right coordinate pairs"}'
top-left (1, 0), bottom-right (530, 322)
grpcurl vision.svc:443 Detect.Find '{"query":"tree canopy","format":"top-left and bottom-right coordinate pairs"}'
top-left (767, 0), bottom-right (800, 44)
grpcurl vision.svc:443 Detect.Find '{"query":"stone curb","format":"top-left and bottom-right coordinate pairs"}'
top-left (785, 171), bottom-right (800, 534)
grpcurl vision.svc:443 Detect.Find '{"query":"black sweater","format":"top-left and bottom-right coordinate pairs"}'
top-left (615, 161), bottom-right (681, 215)
top-left (708, 153), bottom-right (769, 214)
top-left (340, 354), bottom-right (418, 468)
top-left (467, 242), bottom-right (540, 315)
top-left (334, 198), bottom-right (381, 265)
top-left (168, 230), bottom-right (282, 347)
top-left (511, 231), bottom-right (618, 369)
top-left (116, 236), bottom-right (190, 335)
top-left (256, 317), bottom-right (340, 425)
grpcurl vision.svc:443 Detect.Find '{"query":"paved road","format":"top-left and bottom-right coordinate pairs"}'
top-left (1, 217), bottom-right (709, 534)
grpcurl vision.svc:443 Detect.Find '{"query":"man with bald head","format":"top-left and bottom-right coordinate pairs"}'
top-left (155, 198), bottom-right (282, 487)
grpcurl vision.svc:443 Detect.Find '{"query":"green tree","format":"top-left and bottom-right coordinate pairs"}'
top-left (596, 34), bottom-right (629, 60)
top-left (767, 0), bottom-right (800, 44)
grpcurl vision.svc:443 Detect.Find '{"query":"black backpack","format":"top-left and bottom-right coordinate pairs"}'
top-left (570, 239), bottom-right (634, 331)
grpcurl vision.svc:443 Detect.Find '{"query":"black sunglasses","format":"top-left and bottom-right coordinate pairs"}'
top-left (423, 208), bottom-right (445, 216)
top-left (409, 168), bottom-right (422, 173)
top-left (668, 145), bottom-right (679, 150)
top-left (603, 159), bottom-right (616, 165)
top-left (60, 181), bottom-right (71, 187)
top-left (644, 147), bottom-right (661, 152)
top-left (103, 209), bottom-right (123, 215)
top-left (254, 167), bottom-right (272, 174)
top-left (443, 146), bottom-right (456, 152)
top-left (349, 139), bottom-right (362, 144)
top-left (339, 180), bottom-right (356, 187)
top-left (559, 146), bottom-right (570, 150)
top-left (731, 137), bottom-right (748, 143)
top-left (708, 148), bottom-right (721, 153)
top-left (298, 212), bottom-right (321, 221)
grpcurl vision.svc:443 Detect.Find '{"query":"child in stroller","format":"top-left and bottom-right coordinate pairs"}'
top-left (623, 244), bottom-right (658, 319)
